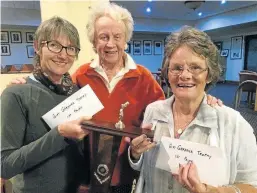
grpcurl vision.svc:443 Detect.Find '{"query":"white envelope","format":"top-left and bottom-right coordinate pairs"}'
top-left (155, 136), bottom-right (227, 187)
top-left (42, 85), bottom-right (104, 129)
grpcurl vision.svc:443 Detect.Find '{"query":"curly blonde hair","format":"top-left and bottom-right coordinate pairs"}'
top-left (86, 2), bottom-right (134, 45)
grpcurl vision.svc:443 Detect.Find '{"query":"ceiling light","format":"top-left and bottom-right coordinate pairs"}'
top-left (146, 7), bottom-right (151, 13)
top-left (221, 0), bottom-right (226, 4)
top-left (184, 1), bottom-right (205, 11)
top-left (148, 0), bottom-right (152, 2)
top-left (198, 12), bottom-right (202, 16)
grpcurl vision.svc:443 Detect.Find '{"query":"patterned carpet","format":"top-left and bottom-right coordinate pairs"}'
top-left (208, 83), bottom-right (257, 135)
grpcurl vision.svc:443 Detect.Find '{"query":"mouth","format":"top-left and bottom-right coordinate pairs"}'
top-left (176, 83), bottom-right (195, 88)
top-left (53, 60), bottom-right (67, 66)
top-left (105, 51), bottom-right (117, 55)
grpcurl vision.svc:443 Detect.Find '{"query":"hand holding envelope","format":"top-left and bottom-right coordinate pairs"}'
top-left (172, 161), bottom-right (208, 192)
top-left (42, 85), bottom-right (104, 140)
top-left (42, 85), bottom-right (104, 129)
top-left (58, 116), bottom-right (92, 140)
top-left (156, 136), bottom-right (227, 187)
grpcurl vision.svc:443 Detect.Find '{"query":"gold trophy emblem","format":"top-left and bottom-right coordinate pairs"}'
top-left (115, 101), bottom-right (129, 130)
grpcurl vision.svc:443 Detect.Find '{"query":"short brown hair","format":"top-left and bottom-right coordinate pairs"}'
top-left (162, 26), bottom-right (222, 90)
top-left (34, 16), bottom-right (80, 64)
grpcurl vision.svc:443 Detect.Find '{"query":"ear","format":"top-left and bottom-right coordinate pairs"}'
top-left (33, 40), bottom-right (40, 54)
top-left (124, 43), bottom-right (128, 50)
top-left (92, 46), bottom-right (97, 53)
top-left (206, 76), bottom-right (212, 84)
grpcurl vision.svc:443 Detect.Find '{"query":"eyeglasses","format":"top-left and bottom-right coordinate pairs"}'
top-left (168, 65), bottom-right (208, 76)
top-left (42, 40), bottom-right (80, 56)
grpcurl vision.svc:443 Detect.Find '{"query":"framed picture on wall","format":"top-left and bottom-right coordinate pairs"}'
top-left (220, 49), bottom-right (229, 57)
top-left (1, 31), bottom-right (9, 43)
top-left (154, 41), bottom-right (162, 55)
top-left (125, 41), bottom-right (131, 53)
top-left (26, 45), bottom-right (35, 58)
top-left (10, 31), bottom-right (22, 43)
top-left (1, 44), bottom-right (11, 56)
top-left (26, 32), bottom-right (34, 43)
top-left (214, 41), bottom-right (222, 53)
top-left (230, 36), bottom-right (243, 60)
top-left (143, 40), bottom-right (152, 55)
top-left (133, 40), bottom-right (141, 55)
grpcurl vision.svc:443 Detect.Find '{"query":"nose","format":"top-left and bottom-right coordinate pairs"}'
top-left (179, 67), bottom-right (191, 79)
top-left (106, 37), bottom-right (115, 47)
top-left (58, 47), bottom-right (68, 58)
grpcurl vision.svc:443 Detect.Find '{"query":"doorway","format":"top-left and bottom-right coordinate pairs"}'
top-left (244, 35), bottom-right (257, 72)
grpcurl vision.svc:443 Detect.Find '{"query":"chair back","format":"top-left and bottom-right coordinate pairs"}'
top-left (239, 72), bottom-right (257, 92)
top-left (234, 80), bottom-right (257, 109)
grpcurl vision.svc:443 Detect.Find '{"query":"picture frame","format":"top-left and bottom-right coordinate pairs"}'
top-left (143, 40), bottom-right (152, 55)
top-left (1, 44), bottom-right (11, 56)
top-left (230, 36), bottom-right (243, 60)
top-left (1, 31), bottom-right (9, 43)
top-left (133, 40), bottom-right (141, 55)
top-left (154, 41), bottom-right (162, 55)
top-left (214, 41), bottom-right (222, 53)
top-left (26, 45), bottom-right (35, 58)
top-left (125, 41), bottom-right (131, 54)
top-left (10, 31), bottom-right (22, 43)
top-left (26, 32), bottom-right (34, 43)
top-left (220, 49), bottom-right (229, 57)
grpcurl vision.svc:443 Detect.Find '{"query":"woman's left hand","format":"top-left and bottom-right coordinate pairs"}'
top-left (172, 161), bottom-right (207, 193)
top-left (207, 94), bottom-right (223, 107)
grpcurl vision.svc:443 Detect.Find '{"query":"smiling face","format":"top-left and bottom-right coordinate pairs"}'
top-left (94, 16), bottom-right (126, 65)
top-left (168, 45), bottom-right (209, 101)
top-left (36, 35), bottom-right (76, 82)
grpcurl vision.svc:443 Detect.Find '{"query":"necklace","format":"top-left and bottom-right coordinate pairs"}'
top-left (175, 128), bottom-right (184, 139)
top-left (177, 128), bottom-right (183, 135)
top-left (173, 104), bottom-right (196, 139)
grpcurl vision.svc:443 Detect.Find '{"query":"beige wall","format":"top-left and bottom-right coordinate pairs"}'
top-left (0, 73), bottom-right (31, 94)
top-left (1, 0), bottom-right (110, 95)
top-left (40, 0), bottom-right (109, 73)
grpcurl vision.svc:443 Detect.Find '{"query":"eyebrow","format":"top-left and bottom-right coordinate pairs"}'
top-left (170, 62), bottom-right (203, 66)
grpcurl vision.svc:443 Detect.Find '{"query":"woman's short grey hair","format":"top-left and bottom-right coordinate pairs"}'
top-left (86, 2), bottom-right (134, 45)
top-left (162, 26), bottom-right (222, 90)
top-left (34, 16), bottom-right (80, 64)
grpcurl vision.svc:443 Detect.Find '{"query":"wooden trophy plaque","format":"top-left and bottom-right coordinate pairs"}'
top-left (81, 102), bottom-right (154, 193)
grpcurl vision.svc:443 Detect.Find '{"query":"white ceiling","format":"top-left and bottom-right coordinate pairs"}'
top-left (1, 0), bottom-right (257, 21)
top-left (111, 1), bottom-right (257, 20)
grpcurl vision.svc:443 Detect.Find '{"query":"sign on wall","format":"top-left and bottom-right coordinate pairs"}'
top-left (230, 36), bottom-right (243, 60)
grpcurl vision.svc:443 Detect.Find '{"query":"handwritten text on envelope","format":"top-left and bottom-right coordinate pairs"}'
top-left (42, 85), bottom-right (104, 129)
top-left (155, 136), bottom-right (227, 186)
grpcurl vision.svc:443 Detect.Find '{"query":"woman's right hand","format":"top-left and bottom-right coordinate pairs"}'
top-left (130, 134), bottom-right (156, 160)
top-left (58, 116), bottom-right (92, 140)
top-left (8, 77), bottom-right (27, 86)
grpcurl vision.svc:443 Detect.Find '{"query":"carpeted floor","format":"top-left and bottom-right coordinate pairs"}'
top-left (208, 82), bottom-right (257, 135)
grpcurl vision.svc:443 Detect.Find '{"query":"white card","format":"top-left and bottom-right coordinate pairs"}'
top-left (42, 85), bottom-right (104, 129)
top-left (155, 136), bottom-right (227, 187)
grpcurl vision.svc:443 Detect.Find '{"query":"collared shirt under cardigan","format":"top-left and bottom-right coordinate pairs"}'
top-left (129, 95), bottom-right (257, 193)
top-left (72, 54), bottom-right (165, 186)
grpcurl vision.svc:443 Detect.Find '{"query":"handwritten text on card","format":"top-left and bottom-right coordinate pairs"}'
top-left (155, 136), bottom-right (227, 186)
top-left (42, 85), bottom-right (104, 129)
